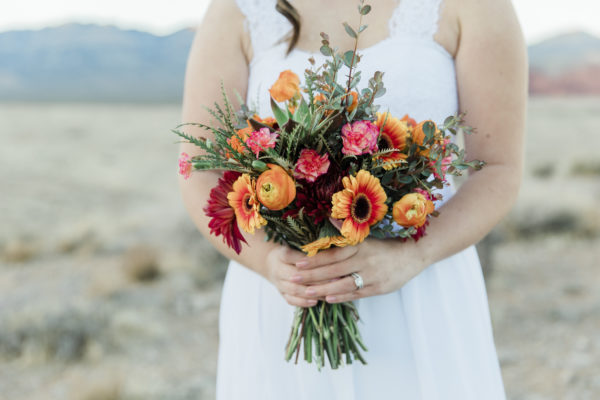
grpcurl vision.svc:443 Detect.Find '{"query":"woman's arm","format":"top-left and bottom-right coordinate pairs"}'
top-left (179, 0), bottom-right (281, 280)
top-left (284, 0), bottom-right (528, 303)
top-left (178, 0), bottom-right (354, 307)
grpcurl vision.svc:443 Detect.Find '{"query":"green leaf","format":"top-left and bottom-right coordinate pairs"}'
top-left (293, 97), bottom-right (310, 125)
top-left (320, 45), bottom-right (332, 57)
top-left (318, 220), bottom-right (342, 238)
top-left (343, 50), bottom-right (355, 68)
top-left (423, 121), bottom-right (436, 139)
top-left (343, 22), bottom-right (357, 39)
top-left (270, 97), bottom-right (289, 127)
top-left (360, 5), bottom-right (372, 15)
top-left (373, 87), bottom-right (386, 98)
top-left (358, 24), bottom-right (368, 33)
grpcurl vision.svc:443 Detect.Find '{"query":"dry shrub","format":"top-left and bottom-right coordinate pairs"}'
top-left (531, 163), bottom-right (555, 179)
top-left (122, 244), bottom-right (161, 282)
top-left (1, 237), bottom-right (39, 263)
top-left (570, 160), bottom-right (600, 177)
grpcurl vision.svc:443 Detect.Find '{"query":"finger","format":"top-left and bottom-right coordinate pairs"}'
top-left (282, 293), bottom-right (318, 308)
top-left (325, 285), bottom-right (378, 304)
top-left (328, 217), bottom-right (343, 231)
top-left (303, 275), bottom-right (357, 298)
top-left (279, 280), bottom-right (311, 298)
top-left (278, 246), bottom-right (307, 265)
top-left (292, 259), bottom-right (355, 285)
top-left (294, 245), bottom-right (358, 269)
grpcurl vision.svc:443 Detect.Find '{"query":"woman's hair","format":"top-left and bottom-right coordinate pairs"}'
top-left (275, 0), bottom-right (301, 54)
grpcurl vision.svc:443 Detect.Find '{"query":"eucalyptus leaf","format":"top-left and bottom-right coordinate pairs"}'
top-left (343, 50), bottom-right (355, 68)
top-left (343, 22), bottom-right (358, 39)
top-left (320, 45), bottom-right (332, 57)
top-left (360, 5), bottom-right (372, 15)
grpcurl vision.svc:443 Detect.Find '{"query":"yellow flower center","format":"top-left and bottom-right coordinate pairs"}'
top-left (351, 193), bottom-right (372, 224)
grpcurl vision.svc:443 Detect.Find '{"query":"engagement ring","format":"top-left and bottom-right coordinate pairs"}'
top-left (351, 272), bottom-right (364, 290)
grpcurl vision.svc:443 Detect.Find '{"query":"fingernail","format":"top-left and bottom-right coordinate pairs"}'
top-left (291, 275), bottom-right (302, 282)
top-left (308, 299), bottom-right (317, 306)
top-left (296, 260), bottom-right (308, 268)
top-left (326, 296), bottom-right (337, 303)
top-left (306, 288), bottom-right (316, 296)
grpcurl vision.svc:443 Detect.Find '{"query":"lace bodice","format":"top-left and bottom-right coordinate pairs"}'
top-left (235, 0), bottom-right (458, 207)
top-left (236, 0), bottom-right (445, 55)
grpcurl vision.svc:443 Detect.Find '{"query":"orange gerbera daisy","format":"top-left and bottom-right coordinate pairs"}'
top-left (374, 112), bottom-right (409, 170)
top-left (331, 170), bottom-right (388, 244)
top-left (227, 174), bottom-right (267, 234)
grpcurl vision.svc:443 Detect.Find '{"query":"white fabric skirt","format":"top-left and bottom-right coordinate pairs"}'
top-left (216, 245), bottom-right (506, 399)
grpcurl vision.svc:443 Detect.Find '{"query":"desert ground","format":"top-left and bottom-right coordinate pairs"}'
top-left (1, 97), bottom-right (599, 399)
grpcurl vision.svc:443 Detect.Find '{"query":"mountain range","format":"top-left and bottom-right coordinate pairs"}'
top-left (0, 24), bottom-right (194, 102)
top-left (0, 23), bottom-right (599, 101)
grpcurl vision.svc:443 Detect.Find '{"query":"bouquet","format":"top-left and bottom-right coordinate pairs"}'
top-left (173, 2), bottom-right (484, 370)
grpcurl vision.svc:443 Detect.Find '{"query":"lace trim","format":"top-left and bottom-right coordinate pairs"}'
top-left (235, 0), bottom-right (290, 53)
top-left (235, 0), bottom-right (444, 55)
top-left (389, 0), bottom-right (444, 39)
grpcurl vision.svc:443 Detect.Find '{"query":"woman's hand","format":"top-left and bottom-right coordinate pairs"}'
top-left (265, 245), bottom-right (359, 307)
top-left (283, 239), bottom-right (429, 304)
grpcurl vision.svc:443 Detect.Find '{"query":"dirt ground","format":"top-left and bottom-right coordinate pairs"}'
top-left (0, 98), bottom-right (598, 399)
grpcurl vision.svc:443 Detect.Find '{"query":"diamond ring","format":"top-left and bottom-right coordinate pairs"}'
top-left (351, 272), bottom-right (364, 290)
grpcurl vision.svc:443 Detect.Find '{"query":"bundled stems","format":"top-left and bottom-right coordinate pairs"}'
top-left (284, 301), bottom-right (367, 370)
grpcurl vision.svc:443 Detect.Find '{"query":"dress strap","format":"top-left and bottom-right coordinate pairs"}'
top-left (235, 0), bottom-right (290, 53)
top-left (389, 0), bottom-right (444, 40)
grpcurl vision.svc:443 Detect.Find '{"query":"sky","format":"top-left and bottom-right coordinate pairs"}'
top-left (1, 0), bottom-right (599, 44)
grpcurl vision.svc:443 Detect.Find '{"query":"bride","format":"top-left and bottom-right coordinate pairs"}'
top-left (178, 0), bottom-right (526, 398)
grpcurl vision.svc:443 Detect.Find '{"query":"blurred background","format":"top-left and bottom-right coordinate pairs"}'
top-left (0, 1), bottom-right (599, 399)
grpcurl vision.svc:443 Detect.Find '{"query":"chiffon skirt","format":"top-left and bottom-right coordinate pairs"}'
top-left (215, 245), bottom-right (506, 400)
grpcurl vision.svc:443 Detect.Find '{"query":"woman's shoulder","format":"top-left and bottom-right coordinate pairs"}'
top-left (457, 0), bottom-right (524, 41)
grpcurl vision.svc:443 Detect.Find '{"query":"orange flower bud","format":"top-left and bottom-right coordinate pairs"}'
top-left (412, 120), bottom-right (438, 157)
top-left (392, 193), bottom-right (435, 228)
top-left (345, 91), bottom-right (358, 112)
top-left (256, 164), bottom-right (296, 210)
top-left (269, 70), bottom-right (300, 102)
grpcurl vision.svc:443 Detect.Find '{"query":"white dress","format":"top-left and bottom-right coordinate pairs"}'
top-left (216, 0), bottom-right (507, 398)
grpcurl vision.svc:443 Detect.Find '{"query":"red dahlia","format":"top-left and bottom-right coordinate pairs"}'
top-left (290, 165), bottom-right (344, 224)
top-left (203, 171), bottom-right (248, 254)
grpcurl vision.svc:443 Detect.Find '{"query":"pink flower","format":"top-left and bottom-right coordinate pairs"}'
top-left (294, 149), bottom-right (330, 182)
top-left (341, 120), bottom-right (379, 156)
top-left (245, 127), bottom-right (279, 158)
top-left (429, 138), bottom-right (452, 180)
top-left (178, 152), bottom-right (192, 179)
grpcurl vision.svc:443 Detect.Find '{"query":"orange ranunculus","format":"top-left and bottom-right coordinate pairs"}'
top-left (269, 70), bottom-right (300, 102)
top-left (345, 91), bottom-right (358, 112)
top-left (392, 193), bottom-right (435, 228)
top-left (253, 116), bottom-right (277, 128)
top-left (256, 164), bottom-right (296, 210)
top-left (412, 120), bottom-right (438, 156)
top-left (227, 174), bottom-right (267, 234)
top-left (313, 93), bottom-right (334, 116)
top-left (301, 235), bottom-right (353, 257)
top-left (331, 170), bottom-right (388, 244)
top-left (401, 114), bottom-right (417, 128)
top-left (313, 93), bottom-right (327, 104)
top-left (374, 112), bottom-right (409, 170)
